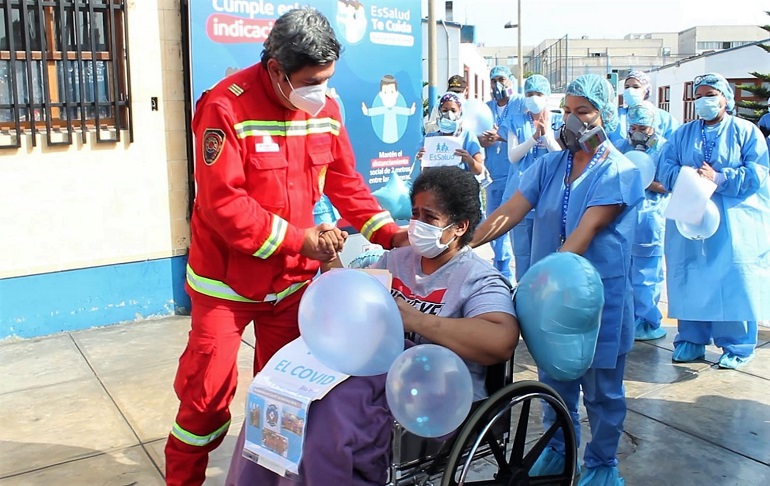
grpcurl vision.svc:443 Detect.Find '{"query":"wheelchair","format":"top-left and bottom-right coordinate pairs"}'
top-left (386, 354), bottom-right (577, 486)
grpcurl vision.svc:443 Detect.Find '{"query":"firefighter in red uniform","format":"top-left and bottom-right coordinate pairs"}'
top-left (164, 8), bottom-right (407, 485)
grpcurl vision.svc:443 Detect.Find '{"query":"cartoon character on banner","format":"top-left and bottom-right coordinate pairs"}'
top-left (362, 74), bottom-right (417, 144)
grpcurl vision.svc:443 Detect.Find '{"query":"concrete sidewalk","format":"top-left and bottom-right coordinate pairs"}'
top-left (2, 244), bottom-right (769, 484)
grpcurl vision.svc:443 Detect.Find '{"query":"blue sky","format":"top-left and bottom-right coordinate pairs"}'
top-left (423, 0), bottom-right (770, 46)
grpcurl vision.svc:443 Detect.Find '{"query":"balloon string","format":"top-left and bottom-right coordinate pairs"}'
top-left (701, 239), bottom-right (706, 257)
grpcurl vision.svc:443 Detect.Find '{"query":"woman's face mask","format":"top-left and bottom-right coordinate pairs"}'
top-left (628, 130), bottom-right (654, 150)
top-left (438, 110), bottom-right (460, 133)
top-left (558, 111), bottom-right (604, 154)
top-left (623, 87), bottom-right (645, 107)
top-left (695, 95), bottom-right (723, 122)
top-left (408, 219), bottom-right (456, 258)
top-left (524, 95), bottom-right (547, 114)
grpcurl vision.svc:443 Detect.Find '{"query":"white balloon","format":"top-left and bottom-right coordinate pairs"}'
top-left (462, 99), bottom-right (494, 137)
top-left (625, 150), bottom-right (656, 189)
top-left (676, 199), bottom-right (721, 240)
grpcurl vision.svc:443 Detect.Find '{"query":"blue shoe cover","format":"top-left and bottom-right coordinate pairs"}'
top-left (634, 319), bottom-right (667, 341)
top-left (718, 352), bottom-right (755, 369)
top-left (529, 446), bottom-right (566, 477)
top-left (576, 466), bottom-right (625, 486)
top-left (672, 342), bottom-right (705, 362)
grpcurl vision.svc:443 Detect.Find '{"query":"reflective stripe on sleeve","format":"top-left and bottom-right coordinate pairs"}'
top-left (360, 211), bottom-right (394, 241)
top-left (253, 215), bottom-right (288, 259)
top-left (171, 420), bottom-right (230, 447)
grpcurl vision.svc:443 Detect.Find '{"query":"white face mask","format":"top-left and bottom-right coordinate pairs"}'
top-left (623, 87), bottom-right (644, 107)
top-left (285, 75), bottom-right (327, 117)
top-left (408, 219), bottom-right (456, 258)
top-left (524, 95), bottom-right (547, 114)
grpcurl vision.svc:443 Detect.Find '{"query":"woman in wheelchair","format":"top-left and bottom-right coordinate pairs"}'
top-left (226, 166), bottom-right (520, 485)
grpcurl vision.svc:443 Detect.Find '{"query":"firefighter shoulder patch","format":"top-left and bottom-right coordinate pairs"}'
top-left (202, 128), bottom-right (225, 166)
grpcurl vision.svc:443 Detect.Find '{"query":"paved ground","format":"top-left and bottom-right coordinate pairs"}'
top-left (1, 247), bottom-right (769, 484)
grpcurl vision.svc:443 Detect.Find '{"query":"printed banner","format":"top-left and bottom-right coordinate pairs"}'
top-left (421, 135), bottom-right (462, 167)
top-left (188, 0), bottom-right (423, 194)
top-left (243, 337), bottom-right (349, 477)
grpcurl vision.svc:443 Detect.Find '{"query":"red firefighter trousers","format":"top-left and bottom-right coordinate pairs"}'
top-left (164, 289), bottom-right (304, 486)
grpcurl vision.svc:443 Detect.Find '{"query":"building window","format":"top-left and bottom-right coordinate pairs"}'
top-left (683, 81), bottom-right (695, 122)
top-left (658, 85), bottom-right (670, 112)
top-left (0, 0), bottom-right (132, 148)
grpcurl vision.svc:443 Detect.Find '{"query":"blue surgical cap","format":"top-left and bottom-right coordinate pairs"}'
top-left (627, 101), bottom-right (657, 128)
top-left (490, 66), bottom-right (512, 79)
top-left (525, 75), bottom-right (551, 97)
top-left (439, 92), bottom-right (463, 111)
top-left (565, 74), bottom-right (618, 132)
top-left (626, 70), bottom-right (651, 99)
top-left (694, 73), bottom-right (735, 112)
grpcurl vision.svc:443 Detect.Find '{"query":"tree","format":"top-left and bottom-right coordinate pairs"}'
top-left (735, 12), bottom-right (770, 123)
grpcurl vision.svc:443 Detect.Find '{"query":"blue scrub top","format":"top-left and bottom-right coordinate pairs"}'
top-left (484, 97), bottom-right (527, 189)
top-left (658, 115), bottom-right (770, 321)
top-left (501, 113), bottom-right (561, 207)
top-left (518, 142), bottom-right (644, 367)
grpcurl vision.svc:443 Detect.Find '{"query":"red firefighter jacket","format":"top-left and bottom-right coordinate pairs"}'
top-left (186, 63), bottom-right (398, 303)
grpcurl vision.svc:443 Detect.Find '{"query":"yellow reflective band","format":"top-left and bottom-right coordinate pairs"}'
top-left (253, 216), bottom-right (288, 259)
top-left (186, 264), bottom-right (259, 303)
top-left (186, 264), bottom-right (308, 304)
top-left (360, 211), bottom-right (394, 241)
top-left (234, 118), bottom-right (341, 138)
top-left (171, 420), bottom-right (230, 447)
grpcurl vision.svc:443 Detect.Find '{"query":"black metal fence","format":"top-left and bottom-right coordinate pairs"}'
top-left (0, 0), bottom-right (132, 148)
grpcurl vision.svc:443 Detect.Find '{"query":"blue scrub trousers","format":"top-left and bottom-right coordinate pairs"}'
top-left (486, 184), bottom-right (513, 280)
top-left (538, 354), bottom-right (627, 469)
top-left (630, 255), bottom-right (664, 326)
top-left (675, 320), bottom-right (758, 358)
top-left (511, 217), bottom-right (533, 282)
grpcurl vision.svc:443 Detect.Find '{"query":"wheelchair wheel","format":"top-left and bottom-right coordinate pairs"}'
top-left (440, 380), bottom-right (577, 486)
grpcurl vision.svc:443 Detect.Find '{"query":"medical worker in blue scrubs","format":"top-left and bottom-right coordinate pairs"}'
top-left (472, 74), bottom-right (644, 485)
top-left (615, 101), bottom-right (670, 340)
top-left (478, 66), bottom-right (527, 279)
top-left (658, 73), bottom-right (770, 369)
top-left (500, 74), bottom-right (561, 281)
top-left (609, 70), bottom-right (679, 147)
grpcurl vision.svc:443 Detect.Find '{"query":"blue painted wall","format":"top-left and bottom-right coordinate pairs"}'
top-left (0, 256), bottom-right (191, 339)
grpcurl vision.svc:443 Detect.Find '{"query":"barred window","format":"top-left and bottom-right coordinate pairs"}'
top-left (0, 0), bottom-right (132, 148)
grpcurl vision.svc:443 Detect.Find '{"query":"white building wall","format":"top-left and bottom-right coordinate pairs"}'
top-left (0, 0), bottom-right (190, 279)
top-left (649, 43), bottom-right (770, 121)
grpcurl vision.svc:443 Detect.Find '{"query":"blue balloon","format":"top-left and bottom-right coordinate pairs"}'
top-left (462, 98), bottom-right (495, 137)
top-left (624, 150), bottom-right (656, 188)
top-left (373, 173), bottom-right (412, 221)
top-left (348, 248), bottom-right (387, 269)
top-left (514, 252), bottom-right (604, 381)
top-left (299, 269), bottom-right (404, 376)
top-left (386, 344), bottom-right (473, 438)
top-left (676, 199), bottom-right (720, 240)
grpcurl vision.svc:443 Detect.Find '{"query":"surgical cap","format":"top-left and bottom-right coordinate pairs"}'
top-left (626, 70), bottom-right (651, 99)
top-left (565, 74), bottom-right (618, 132)
top-left (439, 92), bottom-right (463, 110)
top-left (694, 73), bottom-right (735, 112)
top-left (525, 74), bottom-right (552, 97)
top-left (490, 66), bottom-right (512, 79)
top-left (627, 100), bottom-right (657, 128)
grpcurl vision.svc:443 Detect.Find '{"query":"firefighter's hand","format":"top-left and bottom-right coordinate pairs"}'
top-left (301, 224), bottom-right (346, 262)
